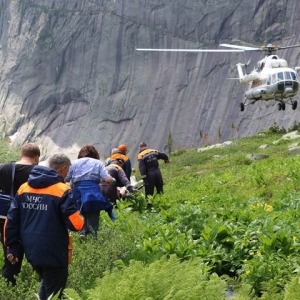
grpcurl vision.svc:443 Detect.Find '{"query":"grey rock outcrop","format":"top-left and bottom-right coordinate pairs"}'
top-left (1, 0), bottom-right (300, 164)
top-left (282, 131), bottom-right (300, 140)
top-left (197, 140), bottom-right (235, 152)
top-left (246, 154), bottom-right (269, 161)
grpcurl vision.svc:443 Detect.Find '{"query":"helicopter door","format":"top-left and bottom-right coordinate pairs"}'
top-left (271, 74), bottom-right (277, 84)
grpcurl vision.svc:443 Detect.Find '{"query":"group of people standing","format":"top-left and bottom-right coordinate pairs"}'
top-left (0, 141), bottom-right (169, 299)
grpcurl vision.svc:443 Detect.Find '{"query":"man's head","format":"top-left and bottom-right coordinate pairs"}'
top-left (48, 153), bottom-right (71, 179)
top-left (20, 143), bottom-right (40, 165)
top-left (111, 148), bottom-right (119, 155)
top-left (118, 144), bottom-right (127, 153)
top-left (139, 142), bottom-right (147, 150)
top-left (78, 144), bottom-right (100, 159)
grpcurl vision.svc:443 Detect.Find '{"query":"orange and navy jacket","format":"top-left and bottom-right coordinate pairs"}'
top-left (4, 165), bottom-right (84, 268)
top-left (137, 148), bottom-right (169, 180)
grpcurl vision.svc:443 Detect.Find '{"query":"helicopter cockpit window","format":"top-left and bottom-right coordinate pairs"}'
top-left (277, 72), bottom-right (284, 81)
top-left (291, 72), bottom-right (297, 81)
top-left (284, 72), bottom-right (291, 80)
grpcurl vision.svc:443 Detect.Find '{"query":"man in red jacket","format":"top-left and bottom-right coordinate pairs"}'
top-left (137, 142), bottom-right (170, 197)
top-left (5, 153), bottom-right (84, 300)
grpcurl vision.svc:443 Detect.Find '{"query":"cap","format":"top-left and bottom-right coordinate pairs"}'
top-left (118, 144), bottom-right (127, 152)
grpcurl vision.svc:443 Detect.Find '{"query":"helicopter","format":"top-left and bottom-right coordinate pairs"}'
top-left (136, 43), bottom-right (300, 112)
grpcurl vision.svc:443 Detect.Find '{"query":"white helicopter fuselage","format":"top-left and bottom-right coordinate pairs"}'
top-left (136, 42), bottom-right (300, 110)
top-left (237, 55), bottom-right (299, 101)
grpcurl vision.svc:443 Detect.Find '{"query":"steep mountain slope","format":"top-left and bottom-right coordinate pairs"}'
top-left (0, 0), bottom-right (299, 163)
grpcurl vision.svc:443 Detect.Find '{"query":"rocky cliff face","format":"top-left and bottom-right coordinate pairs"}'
top-left (0, 0), bottom-right (299, 164)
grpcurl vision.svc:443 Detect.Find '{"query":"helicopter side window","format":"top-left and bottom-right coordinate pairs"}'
top-left (277, 72), bottom-right (284, 81)
top-left (271, 74), bottom-right (277, 84)
top-left (284, 71), bottom-right (291, 80)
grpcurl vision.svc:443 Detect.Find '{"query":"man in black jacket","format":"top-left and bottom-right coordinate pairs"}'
top-left (0, 143), bottom-right (40, 285)
top-left (137, 142), bottom-right (170, 197)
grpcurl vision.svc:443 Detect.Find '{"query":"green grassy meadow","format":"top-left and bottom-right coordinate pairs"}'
top-left (2, 129), bottom-right (300, 299)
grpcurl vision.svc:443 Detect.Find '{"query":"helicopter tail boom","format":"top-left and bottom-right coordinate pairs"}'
top-left (236, 63), bottom-right (260, 83)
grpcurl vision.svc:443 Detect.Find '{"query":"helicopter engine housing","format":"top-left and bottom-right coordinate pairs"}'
top-left (278, 59), bottom-right (288, 67)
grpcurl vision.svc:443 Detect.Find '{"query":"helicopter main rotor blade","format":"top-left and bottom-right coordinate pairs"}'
top-left (136, 48), bottom-right (244, 53)
top-left (136, 43), bottom-right (300, 54)
top-left (219, 44), bottom-right (261, 51)
top-left (277, 44), bottom-right (300, 50)
top-left (231, 39), bottom-right (260, 48)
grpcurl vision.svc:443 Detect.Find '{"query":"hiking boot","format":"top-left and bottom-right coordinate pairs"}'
top-left (79, 233), bottom-right (85, 242)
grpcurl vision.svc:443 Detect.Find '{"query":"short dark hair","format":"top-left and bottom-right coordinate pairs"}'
top-left (139, 142), bottom-right (147, 148)
top-left (21, 143), bottom-right (40, 158)
top-left (48, 153), bottom-right (71, 172)
top-left (78, 144), bottom-right (100, 159)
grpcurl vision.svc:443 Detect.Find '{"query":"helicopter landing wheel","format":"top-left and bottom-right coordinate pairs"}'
top-left (292, 100), bottom-right (298, 110)
top-left (278, 103), bottom-right (282, 111)
top-left (240, 102), bottom-right (245, 112)
top-left (281, 103), bottom-right (286, 111)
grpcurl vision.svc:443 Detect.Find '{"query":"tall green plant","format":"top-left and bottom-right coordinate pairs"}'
top-left (85, 256), bottom-right (226, 300)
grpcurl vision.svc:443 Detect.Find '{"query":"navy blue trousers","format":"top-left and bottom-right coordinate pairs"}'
top-left (34, 265), bottom-right (68, 300)
top-left (145, 169), bottom-right (164, 197)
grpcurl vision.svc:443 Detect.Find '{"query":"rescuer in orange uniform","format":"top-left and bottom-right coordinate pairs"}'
top-left (5, 153), bottom-right (84, 300)
top-left (137, 142), bottom-right (170, 197)
top-left (109, 144), bottom-right (132, 180)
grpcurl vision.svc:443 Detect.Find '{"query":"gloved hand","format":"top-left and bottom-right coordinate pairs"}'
top-left (143, 179), bottom-right (148, 185)
top-left (132, 188), bottom-right (139, 194)
top-left (165, 160), bottom-right (170, 164)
